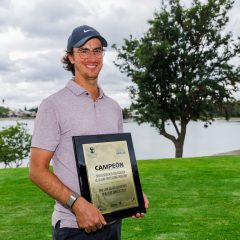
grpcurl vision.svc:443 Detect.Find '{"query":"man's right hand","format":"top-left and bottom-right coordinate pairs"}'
top-left (72, 196), bottom-right (107, 233)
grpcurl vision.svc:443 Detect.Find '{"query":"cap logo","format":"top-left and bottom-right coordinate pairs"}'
top-left (83, 29), bottom-right (94, 33)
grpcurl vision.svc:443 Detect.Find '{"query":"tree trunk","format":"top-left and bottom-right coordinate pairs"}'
top-left (161, 120), bottom-right (188, 158)
top-left (174, 139), bottom-right (184, 158)
top-left (174, 121), bottom-right (187, 158)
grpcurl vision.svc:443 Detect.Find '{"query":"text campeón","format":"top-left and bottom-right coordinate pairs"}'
top-left (95, 162), bottom-right (124, 171)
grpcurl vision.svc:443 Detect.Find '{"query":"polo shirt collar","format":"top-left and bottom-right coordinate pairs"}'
top-left (66, 79), bottom-right (86, 96)
top-left (66, 79), bottom-right (105, 99)
top-left (98, 87), bottom-right (104, 99)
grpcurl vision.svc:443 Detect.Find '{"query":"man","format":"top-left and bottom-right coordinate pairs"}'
top-left (29, 25), bottom-right (148, 240)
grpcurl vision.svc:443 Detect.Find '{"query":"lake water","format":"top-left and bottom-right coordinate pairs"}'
top-left (0, 118), bottom-right (239, 168)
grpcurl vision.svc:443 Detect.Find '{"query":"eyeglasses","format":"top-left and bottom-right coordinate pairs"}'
top-left (75, 47), bottom-right (105, 59)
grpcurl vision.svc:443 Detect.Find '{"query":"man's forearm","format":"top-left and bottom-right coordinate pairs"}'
top-left (29, 161), bottom-right (106, 231)
top-left (29, 148), bottom-right (106, 231)
top-left (29, 167), bottom-right (72, 206)
top-left (29, 148), bottom-right (73, 207)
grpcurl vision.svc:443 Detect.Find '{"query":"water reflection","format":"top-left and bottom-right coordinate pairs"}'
top-left (124, 119), bottom-right (240, 159)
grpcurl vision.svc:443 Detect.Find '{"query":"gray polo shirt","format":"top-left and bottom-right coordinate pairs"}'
top-left (31, 79), bottom-right (123, 228)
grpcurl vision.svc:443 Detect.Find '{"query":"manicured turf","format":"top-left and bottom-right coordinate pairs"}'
top-left (0, 155), bottom-right (239, 239)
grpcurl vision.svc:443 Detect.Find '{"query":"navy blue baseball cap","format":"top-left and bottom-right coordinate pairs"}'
top-left (67, 25), bottom-right (108, 52)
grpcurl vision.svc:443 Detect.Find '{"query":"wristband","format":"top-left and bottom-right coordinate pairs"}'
top-left (66, 192), bottom-right (80, 209)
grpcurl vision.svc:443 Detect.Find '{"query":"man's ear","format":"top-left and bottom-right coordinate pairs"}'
top-left (67, 53), bottom-right (75, 64)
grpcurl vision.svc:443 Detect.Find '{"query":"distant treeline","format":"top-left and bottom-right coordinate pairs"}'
top-left (0, 106), bottom-right (38, 118)
top-left (212, 101), bottom-right (240, 119)
top-left (1, 103), bottom-right (240, 119)
top-left (122, 100), bottom-right (240, 120)
top-left (0, 106), bottom-right (10, 118)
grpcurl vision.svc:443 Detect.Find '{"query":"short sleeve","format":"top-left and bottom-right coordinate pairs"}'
top-left (31, 98), bottom-right (60, 151)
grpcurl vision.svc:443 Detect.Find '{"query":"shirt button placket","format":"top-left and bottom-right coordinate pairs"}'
top-left (93, 100), bottom-right (99, 134)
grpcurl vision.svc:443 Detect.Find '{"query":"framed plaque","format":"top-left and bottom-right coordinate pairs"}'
top-left (72, 133), bottom-right (146, 222)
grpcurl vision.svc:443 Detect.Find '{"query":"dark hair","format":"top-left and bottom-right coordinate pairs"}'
top-left (61, 51), bottom-right (75, 76)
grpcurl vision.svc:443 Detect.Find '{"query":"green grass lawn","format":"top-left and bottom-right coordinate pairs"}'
top-left (0, 155), bottom-right (240, 240)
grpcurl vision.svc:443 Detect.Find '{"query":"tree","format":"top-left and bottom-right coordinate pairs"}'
top-left (220, 100), bottom-right (240, 118)
top-left (28, 106), bottom-right (38, 113)
top-left (114, 0), bottom-right (240, 157)
top-left (0, 123), bottom-right (32, 168)
top-left (122, 107), bottom-right (132, 119)
top-left (0, 106), bottom-right (10, 118)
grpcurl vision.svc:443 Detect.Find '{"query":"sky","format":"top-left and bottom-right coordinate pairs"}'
top-left (0, 0), bottom-right (240, 110)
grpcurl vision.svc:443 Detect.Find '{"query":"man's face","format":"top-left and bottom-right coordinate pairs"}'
top-left (69, 38), bottom-right (103, 84)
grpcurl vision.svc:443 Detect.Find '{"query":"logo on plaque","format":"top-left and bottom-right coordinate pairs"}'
top-left (88, 146), bottom-right (97, 158)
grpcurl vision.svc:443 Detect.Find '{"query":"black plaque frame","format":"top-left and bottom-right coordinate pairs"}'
top-left (72, 133), bottom-right (146, 222)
